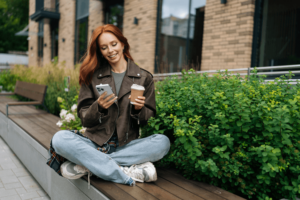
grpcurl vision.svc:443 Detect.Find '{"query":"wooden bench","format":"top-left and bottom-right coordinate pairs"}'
top-left (0, 80), bottom-right (49, 116)
top-left (0, 95), bottom-right (246, 200)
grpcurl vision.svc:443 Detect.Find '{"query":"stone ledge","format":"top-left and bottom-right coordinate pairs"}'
top-left (0, 112), bottom-right (109, 200)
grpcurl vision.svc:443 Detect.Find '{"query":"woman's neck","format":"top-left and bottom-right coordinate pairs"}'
top-left (109, 57), bottom-right (127, 73)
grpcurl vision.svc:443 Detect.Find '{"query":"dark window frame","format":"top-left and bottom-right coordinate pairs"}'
top-left (154, 0), bottom-right (205, 73)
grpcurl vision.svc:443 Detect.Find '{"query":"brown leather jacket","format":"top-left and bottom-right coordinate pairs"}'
top-left (77, 59), bottom-right (156, 147)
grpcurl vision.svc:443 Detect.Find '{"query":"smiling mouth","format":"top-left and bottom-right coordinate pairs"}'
top-left (108, 54), bottom-right (117, 58)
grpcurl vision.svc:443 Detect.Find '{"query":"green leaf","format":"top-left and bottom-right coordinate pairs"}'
top-left (262, 152), bottom-right (268, 157)
top-left (179, 136), bottom-right (186, 144)
top-left (184, 142), bottom-right (190, 150)
top-left (155, 125), bottom-right (160, 130)
top-left (237, 121), bottom-right (243, 126)
top-left (220, 145), bottom-right (227, 151)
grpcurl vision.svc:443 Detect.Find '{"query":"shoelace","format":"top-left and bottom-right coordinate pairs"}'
top-left (123, 165), bottom-right (144, 181)
top-left (74, 165), bottom-right (93, 189)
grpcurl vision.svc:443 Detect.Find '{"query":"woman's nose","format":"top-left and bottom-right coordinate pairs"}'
top-left (108, 46), bottom-right (113, 53)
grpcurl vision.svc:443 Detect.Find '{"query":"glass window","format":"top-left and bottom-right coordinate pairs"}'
top-left (36, 0), bottom-right (44, 11)
top-left (104, 0), bottom-right (124, 32)
top-left (156, 0), bottom-right (206, 73)
top-left (51, 21), bottom-right (59, 60)
top-left (75, 18), bottom-right (88, 63)
top-left (74, 0), bottom-right (89, 64)
top-left (252, 0), bottom-right (300, 67)
top-left (38, 20), bottom-right (44, 59)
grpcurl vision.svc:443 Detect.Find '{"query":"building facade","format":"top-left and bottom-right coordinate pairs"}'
top-left (28, 0), bottom-right (300, 73)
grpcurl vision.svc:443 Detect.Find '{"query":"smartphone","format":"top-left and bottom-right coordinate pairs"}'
top-left (95, 84), bottom-right (117, 102)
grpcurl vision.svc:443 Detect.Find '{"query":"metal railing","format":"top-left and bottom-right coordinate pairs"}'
top-left (153, 64), bottom-right (300, 83)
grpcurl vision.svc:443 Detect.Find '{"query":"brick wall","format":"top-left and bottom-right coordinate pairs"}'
top-left (123, 0), bottom-right (158, 73)
top-left (28, 0), bottom-right (39, 67)
top-left (88, 0), bottom-right (104, 43)
top-left (58, 0), bottom-right (76, 68)
top-left (43, 19), bottom-right (52, 66)
top-left (201, 0), bottom-right (255, 70)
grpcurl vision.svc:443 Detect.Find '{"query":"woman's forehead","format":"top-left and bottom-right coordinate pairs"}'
top-left (98, 32), bottom-right (119, 45)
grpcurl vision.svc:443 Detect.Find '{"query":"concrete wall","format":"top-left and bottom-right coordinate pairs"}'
top-left (0, 111), bottom-right (109, 200)
top-left (201, 0), bottom-right (255, 70)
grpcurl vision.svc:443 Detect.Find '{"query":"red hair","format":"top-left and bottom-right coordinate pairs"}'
top-left (79, 24), bottom-right (134, 85)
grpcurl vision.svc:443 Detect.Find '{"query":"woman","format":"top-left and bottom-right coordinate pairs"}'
top-left (49, 24), bottom-right (170, 186)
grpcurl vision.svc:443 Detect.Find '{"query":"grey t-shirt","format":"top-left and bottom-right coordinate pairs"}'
top-left (111, 70), bottom-right (126, 96)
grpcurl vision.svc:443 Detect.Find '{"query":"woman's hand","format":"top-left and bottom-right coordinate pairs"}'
top-left (128, 95), bottom-right (145, 110)
top-left (98, 92), bottom-right (117, 109)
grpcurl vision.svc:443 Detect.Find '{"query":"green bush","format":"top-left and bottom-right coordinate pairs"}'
top-left (0, 70), bottom-right (19, 92)
top-left (143, 69), bottom-right (300, 200)
top-left (37, 81), bottom-right (79, 116)
top-left (8, 64), bottom-right (80, 116)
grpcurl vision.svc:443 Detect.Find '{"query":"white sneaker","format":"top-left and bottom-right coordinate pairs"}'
top-left (121, 165), bottom-right (144, 182)
top-left (60, 161), bottom-right (92, 188)
top-left (136, 162), bottom-right (157, 182)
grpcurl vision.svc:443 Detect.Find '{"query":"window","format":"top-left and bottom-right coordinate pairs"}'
top-left (252, 0), bottom-right (300, 67)
top-left (36, 0), bottom-right (44, 11)
top-left (155, 0), bottom-right (206, 73)
top-left (104, 0), bottom-right (124, 32)
top-left (51, 21), bottom-right (59, 60)
top-left (74, 0), bottom-right (89, 64)
top-left (38, 20), bottom-right (44, 60)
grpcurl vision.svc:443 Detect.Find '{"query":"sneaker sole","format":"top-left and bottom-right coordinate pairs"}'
top-left (131, 177), bottom-right (144, 183)
top-left (61, 163), bottom-right (86, 180)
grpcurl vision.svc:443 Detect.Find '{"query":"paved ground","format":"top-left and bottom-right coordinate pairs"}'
top-left (0, 137), bottom-right (50, 200)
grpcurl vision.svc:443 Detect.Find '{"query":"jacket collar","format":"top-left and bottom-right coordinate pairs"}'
top-left (97, 59), bottom-right (141, 79)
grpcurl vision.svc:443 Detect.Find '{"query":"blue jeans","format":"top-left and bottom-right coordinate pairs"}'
top-left (52, 130), bottom-right (170, 185)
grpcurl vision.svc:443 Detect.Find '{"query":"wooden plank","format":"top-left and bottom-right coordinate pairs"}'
top-left (15, 81), bottom-right (47, 94)
top-left (9, 115), bottom-right (52, 149)
top-left (7, 101), bottom-right (41, 105)
top-left (15, 81), bottom-right (46, 102)
top-left (187, 179), bottom-right (246, 200)
top-left (26, 114), bottom-right (60, 136)
top-left (153, 176), bottom-right (204, 200)
top-left (7, 105), bottom-right (45, 115)
top-left (136, 182), bottom-right (181, 200)
top-left (116, 183), bottom-right (158, 200)
top-left (164, 169), bottom-right (246, 200)
top-left (83, 176), bottom-right (136, 200)
top-left (0, 92), bottom-right (14, 96)
top-left (38, 113), bottom-right (61, 125)
top-left (157, 169), bottom-right (227, 200)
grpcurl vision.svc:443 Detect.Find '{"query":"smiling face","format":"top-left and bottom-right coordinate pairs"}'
top-left (98, 32), bottom-right (125, 65)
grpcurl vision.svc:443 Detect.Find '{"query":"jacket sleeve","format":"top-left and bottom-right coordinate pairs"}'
top-left (130, 75), bottom-right (156, 126)
top-left (77, 83), bottom-right (108, 128)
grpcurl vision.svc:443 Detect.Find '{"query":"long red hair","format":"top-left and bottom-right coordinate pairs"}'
top-left (79, 24), bottom-right (134, 85)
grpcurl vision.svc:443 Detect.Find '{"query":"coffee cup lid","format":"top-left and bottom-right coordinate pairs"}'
top-left (131, 84), bottom-right (145, 91)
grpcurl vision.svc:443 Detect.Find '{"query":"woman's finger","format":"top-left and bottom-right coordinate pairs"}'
top-left (137, 96), bottom-right (146, 100)
top-left (134, 102), bottom-right (144, 107)
top-left (135, 99), bottom-right (145, 104)
top-left (128, 95), bottom-right (131, 99)
top-left (103, 96), bottom-right (117, 108)
top-left (99, 92), bottom-right (107, 100)
top-left (104, 94), bottom-right (115, 103)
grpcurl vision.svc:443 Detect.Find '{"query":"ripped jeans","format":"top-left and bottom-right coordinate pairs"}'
top-left (51, 130), bottom-right (170, 185)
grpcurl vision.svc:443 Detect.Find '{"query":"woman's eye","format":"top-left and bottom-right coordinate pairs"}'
top-left (101, 47), bottom-right (107, 50)
top-left (112, 43), bottom-right (117, 46)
